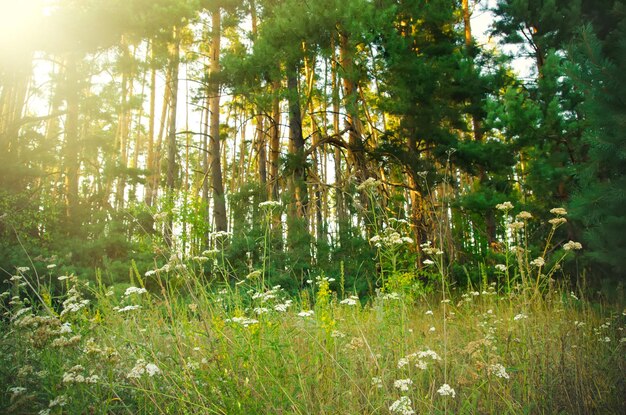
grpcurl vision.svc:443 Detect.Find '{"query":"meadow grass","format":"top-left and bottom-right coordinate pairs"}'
top-left (1, 264), bottom-right (624, 415)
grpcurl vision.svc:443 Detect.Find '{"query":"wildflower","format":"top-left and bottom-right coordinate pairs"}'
top-left (16, 266), bottom-right (29, 273)
top-left (153, 212), bottom-right (168, 221)
top-left (356, 177), bottom-right (380, 191)
top-left (47, 264), bottom-right (56, 269)
top-left (331, 330), bottom-right (346, 338)
top-left (116, 305), bottom-right (141, 313)
top-left (389, 396), bottom-right (415, 415)
top-left (423, 259), bottom-right (435, 266)
top-left (598, 336), bottom-right (611, 343)
top-left (9, 274), bottom-right (22, 281)
top-left (9, 386), bottom-right (27, 395)
top-left (124, 287), bottom-right (147, 297)
top-left (49, 395), bottom-right (68, 407)
top-left (415, 360), bottom-right (428, 370)
top-left (274, 300), bottom-right (292, 312)
top-left (381, 292), bottom-right (401, 300)
top-left (549, 217), bottom-right (567, 226)
top-left (437, 383), bottom-right (456, 397)
top-left (496, 201), bottom-right (514, 211)
top-left (508, 221), bottom-right (525, 230)
top-left (38, 410), bottom-right (51, 415)
top-left (563, 241), bottom-right (582, 251)
top-left (298, 310), bottom-right (314, 317)
top-left (393, 378), bottom-right (413, 391)
top-left (253, 307), bottom-right (269, 315)
top-left (128, 359), bottom-right (161, 379)
top-left (530, 257), bottom-right (545, 267)
top-left (516, 211), bottom-right (532, 220)
top-left (495, 264), bottom-right (507, 272)
top-left (570, 292), bottom-right (579, 300)
top-left (425, 310), bottom-right (434, 315)
top-left (259, 200), bottom-right (281, 209)
top-left (397, 357), bottom-right (410, 368)
top-left (402, 237), bottom-right (414, 244)
top-left (429, 326), bottom-right (436, 332)
top-left (340, 296), bottom-right (359, 306)
top-left (416, 349), bottom-right (442, 360)
top-left (513, 313), bottom-right (528, 321)
top-left (574, 320), bottom-right (585, 328)
top-left (489, 363), bottom-right (510, 379)
top-left (225, 317), bottom-right (258, 327)
top-left (371, 376), bottom-right (383, 388)
top-left (550, 207), bottom-right (567, 216)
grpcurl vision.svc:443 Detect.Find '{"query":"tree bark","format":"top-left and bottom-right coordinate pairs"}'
top-left (209, 10), bottom-right (228, 233)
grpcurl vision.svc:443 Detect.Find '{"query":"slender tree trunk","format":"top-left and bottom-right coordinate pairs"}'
top-left (165, 32), bottom-right (180, 247)
top-left (63, 53), bottom-right (82, 233)
top-left (145, 43), bottom-right (157, 207)
top-left (209, 10), bottom-right (228, 233)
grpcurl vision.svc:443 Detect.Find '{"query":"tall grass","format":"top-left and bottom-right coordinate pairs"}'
top-left (1, 263), bottom-right (624, 414)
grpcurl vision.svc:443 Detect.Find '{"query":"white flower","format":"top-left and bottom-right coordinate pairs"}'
top-left (389, 396), bottom-right (415, 415)
top-left (429, 326), bottom-right (436, 332)
top-left (425, 310), bottom-right (434, 315)
top-left (489, 363), bottom-right (510, 379)
top-left (550, 207), bottom-right (567, 216)
top-left (9, 386), bottom-right (27, 395)
top-left (16, 266), bottom-right (29, 273)
top-left (297, 310), bottom-right (314, 317)
top-left (331, 330), bottom-right (346, 338)
top-left (116, 305), bottom-right (141, 313)
top-left (397, 357), bottom-right (410, 369)
top-left (254, 307), bottom-right (269, 315)
top-left (340, 296), bottom-right (359, 306)
top-left (508, 221), bottom-right (525, 230)
top-left (496, 201), bottom-right (514, 211)
top-left (47, 264), bottom-right (57, 269)
top-left (423, 259), bottom-right (435, 266)
top-left (393, 378), bottom-right (413, 391)
top-left (548, 217), bottom-right (567, 226)
top-left (495, 264), bottom-right (507, 272)
top-left (145, 363), bottom-right (160, 376)
top-left (563, 241), bottom-right (582, 251)
top-left (437, 383), bottom-right (456, 397)
top-left (415, 360), bottom-right (428, 370)
top-left (516, 211), bottom-right (532, 220)
top-left (513, 313), bottom-right (528, 321)
top-left (49, 395), bottom-right (68, 407)
top-left (124, 287), bottom-right (147, 297)
top-left (371, 376), bottom-right (383, 388)
top-left (356, 177), bottom-right (380, 191)
top-left (530, 257), bottom-right (545, 267)
top-left (259, 200), bottom-right (281, 209)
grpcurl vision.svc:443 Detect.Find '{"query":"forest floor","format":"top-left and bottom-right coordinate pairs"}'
top-left (1, 265), bottom-right (625, 415)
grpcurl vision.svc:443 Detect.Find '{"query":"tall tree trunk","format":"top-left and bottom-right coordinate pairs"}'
top-left (462, 0), bottom-right (496, 245)
top-left (209, 10), bottom-right (228, 233)
top-left (165, 32), bottom-right (180, 248)
top-left (63, 53), bottom-right (82, 233)
top-left (145, 42), bottom-right (157, 207)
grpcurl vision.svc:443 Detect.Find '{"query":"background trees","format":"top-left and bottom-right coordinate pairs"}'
top-left (0, 0), bottom-right (623, 288)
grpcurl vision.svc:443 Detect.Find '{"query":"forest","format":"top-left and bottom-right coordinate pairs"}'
top-left (0, 0), bottom-right (625, 414)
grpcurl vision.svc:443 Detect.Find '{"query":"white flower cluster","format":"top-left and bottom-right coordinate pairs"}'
top-left (356, 177), bottom-right (381, 191)
top-left (115, 305), bottom-right (142, 313)
top-left (513, 313), bottom-right (528, 321)
top-left (563, 240), bottom-right (582, 251)
top-left (127, 359), bottom-right (161, 379)
top-left (389, 396), bottom-right (415, 415)
top-left (370, 228), bottom-right (414, 248)
top-left (297, 310), bottom-right (314, 317)
top-left (489, 363), bottom-right (510, 379)
top-left (225, 316), bottom-right (259, 327)
top-left (496, 201), bottom-right (514, 211)
top-left (124, 286), bottom-right (147, 297)
top-left (393, 378), bottom-right (413, 391)
top-left (259, 200), bottom-right (281, 209)
top-left (340, 295), bottom-right (359, 306)
top-left (437, 383), bottom-right (456, 397)
top-left (60, 287), bottom-right (90, 316)
top-left (62, 365), bottom-right (99, 384)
